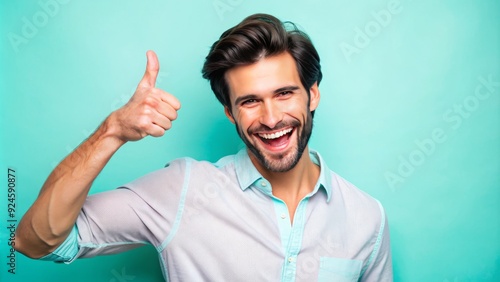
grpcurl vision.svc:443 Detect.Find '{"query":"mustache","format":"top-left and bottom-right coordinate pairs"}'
top-left (247, 119), bottom-right (300, 135)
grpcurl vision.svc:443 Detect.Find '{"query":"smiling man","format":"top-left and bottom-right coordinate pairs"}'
top-left (221, 52), bottom-right (320, 222)
top-left (15, 14), bottom-right (392, 281)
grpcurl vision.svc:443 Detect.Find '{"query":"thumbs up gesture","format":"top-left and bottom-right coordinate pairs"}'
top-left (110, 51), bottom-right (181, 142)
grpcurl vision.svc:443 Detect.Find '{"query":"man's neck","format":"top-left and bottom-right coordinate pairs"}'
top-left (248, 147), bottom-right (320, 223)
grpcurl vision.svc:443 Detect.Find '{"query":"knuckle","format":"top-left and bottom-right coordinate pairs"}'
top-left (136, 117), bottom-right (150, 131)
top-left (142, 107), bottom-right (152, 115)
top-left (143, 96), bottom-right (159, 108)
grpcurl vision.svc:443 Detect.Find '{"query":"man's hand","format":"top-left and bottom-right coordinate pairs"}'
top-left (110, 50), bottom-right (181, 142)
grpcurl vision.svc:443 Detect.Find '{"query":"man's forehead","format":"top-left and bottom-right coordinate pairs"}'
top-left (225, 52), bottom-right (302, 98)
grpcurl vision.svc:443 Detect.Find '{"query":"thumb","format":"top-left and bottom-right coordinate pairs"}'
top-left (139, 50), bottom-right (159, 87)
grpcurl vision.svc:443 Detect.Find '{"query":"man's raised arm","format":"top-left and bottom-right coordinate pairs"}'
top-left (14, 51), bottom-right (181, 258)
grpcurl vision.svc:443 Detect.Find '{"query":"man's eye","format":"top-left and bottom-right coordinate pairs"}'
top-left (242, 99), bottom-right (257, 105)
top-left (279, 91), bottom-right (292, 96)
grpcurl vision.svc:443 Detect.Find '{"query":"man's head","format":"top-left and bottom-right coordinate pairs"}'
top-left (202, 13), bottom-right (322, 113)
top-left (202, 14), bottom-right (322, 172)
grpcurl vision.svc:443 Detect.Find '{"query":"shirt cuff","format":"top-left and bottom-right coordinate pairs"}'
top-left (39, 225), bottom-right (79, 263)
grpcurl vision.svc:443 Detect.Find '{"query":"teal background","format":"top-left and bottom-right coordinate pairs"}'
top-left (1, 0), bottom-right (499, 281)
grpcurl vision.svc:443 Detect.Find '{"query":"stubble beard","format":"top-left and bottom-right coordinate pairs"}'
top-left (235, 111), bottom-right (313, 173)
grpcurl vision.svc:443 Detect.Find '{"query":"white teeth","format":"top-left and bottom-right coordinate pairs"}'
top-left (258, 128), bottom-right (293, 140)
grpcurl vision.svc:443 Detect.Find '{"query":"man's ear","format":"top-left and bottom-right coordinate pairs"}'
top-left (224, 106), bottom-right (235, 124)
top-left (309, 82), bottom-right (320, 111)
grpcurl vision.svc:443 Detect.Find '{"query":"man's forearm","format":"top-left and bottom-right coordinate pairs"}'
top-left (15, 116), bottom-right (124, 258)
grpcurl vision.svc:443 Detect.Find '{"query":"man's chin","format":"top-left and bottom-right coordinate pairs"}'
top-left (254, 148), bottom-right (300, 173)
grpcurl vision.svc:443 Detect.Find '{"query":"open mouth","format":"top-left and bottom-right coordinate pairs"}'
top-left (255, 127), bottom-right (294, 149)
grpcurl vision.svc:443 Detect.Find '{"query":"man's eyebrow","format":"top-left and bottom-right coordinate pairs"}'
top-left (274, 85), bottom-right (300, 93)
top-left (233, 86), bottom-right (300, 106)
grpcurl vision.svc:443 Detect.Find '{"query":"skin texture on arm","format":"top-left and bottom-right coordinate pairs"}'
top-left (14, 51), bottom-right (181, 258)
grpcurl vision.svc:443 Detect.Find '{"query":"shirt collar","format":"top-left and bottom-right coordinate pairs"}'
top-left (234, 148), bottom-right (332, 202)
top-left (234, 148), bottom-right (263, 190)
top-left (309, 149), bottom-right (333, 202)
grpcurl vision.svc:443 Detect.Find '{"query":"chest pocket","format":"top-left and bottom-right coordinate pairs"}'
top-left (318, 257), bottom-right (363, 282)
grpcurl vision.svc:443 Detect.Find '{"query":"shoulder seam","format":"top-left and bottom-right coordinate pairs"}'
top-left (157, 158), bottom-right (192, 252)
top-left (360, 200), bottom-right (386, 277)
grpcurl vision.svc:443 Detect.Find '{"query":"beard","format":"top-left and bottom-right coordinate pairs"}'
top-left (234, 110), bottom-right (313, 173)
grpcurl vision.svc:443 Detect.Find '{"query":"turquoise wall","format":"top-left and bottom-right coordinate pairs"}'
top-left (1, 0), bottom-right (499, 281)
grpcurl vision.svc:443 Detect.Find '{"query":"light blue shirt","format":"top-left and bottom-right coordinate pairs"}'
top-left (42, 149), bottom-right (392, 281)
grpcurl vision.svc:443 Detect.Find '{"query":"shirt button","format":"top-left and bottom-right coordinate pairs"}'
top-left (288, 257), bottom-right (294, 263)
top-left (280, 213), bottom-right (287, 219)
top-left (261, 182), bottom-right (267, 187)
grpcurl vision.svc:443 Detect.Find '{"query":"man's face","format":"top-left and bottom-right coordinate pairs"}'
top-left (224, 52), bottom-right (320, 173)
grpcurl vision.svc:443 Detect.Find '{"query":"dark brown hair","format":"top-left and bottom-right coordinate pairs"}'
top-left (202, 13), bottom-right (322, 114)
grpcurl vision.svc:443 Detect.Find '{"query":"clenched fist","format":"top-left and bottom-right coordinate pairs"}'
top-left (109, 50), bottom-right (181, 142)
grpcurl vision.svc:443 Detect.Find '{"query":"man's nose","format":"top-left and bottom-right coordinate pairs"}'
top-left (259, 101), bottom-right (282, 129)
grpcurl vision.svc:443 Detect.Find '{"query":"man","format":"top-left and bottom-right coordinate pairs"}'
top-left (15, 14), bottom-right (392, 281)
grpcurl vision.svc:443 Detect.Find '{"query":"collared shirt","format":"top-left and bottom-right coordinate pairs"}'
top-left (42, 149), bottom-right (392, 281)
